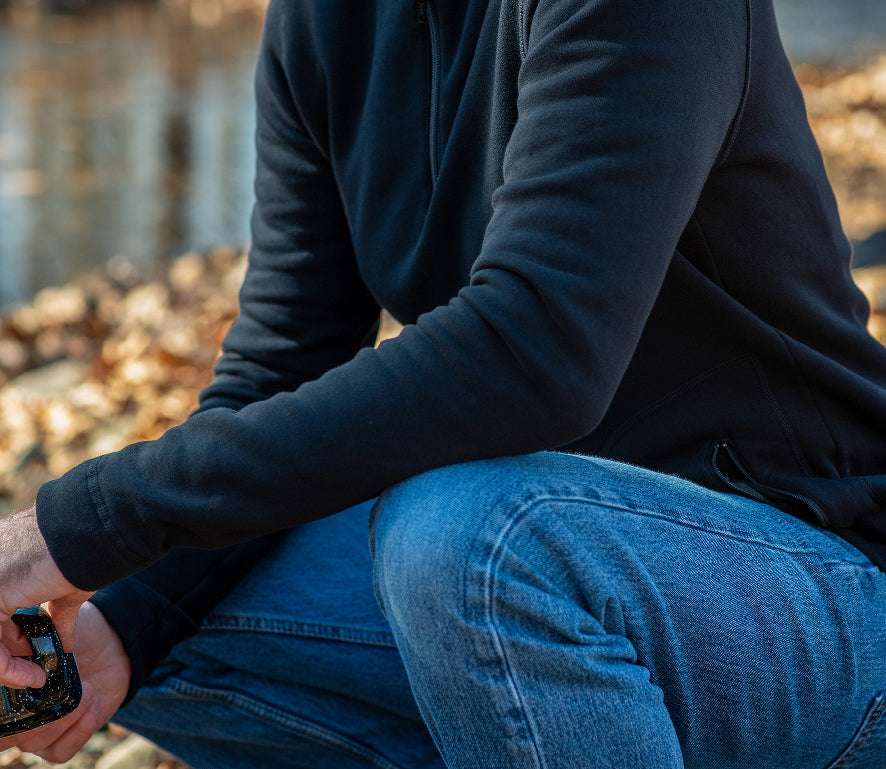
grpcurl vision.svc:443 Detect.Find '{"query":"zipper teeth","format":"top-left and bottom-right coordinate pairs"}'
top-left (766, 487), bottom-right (829, 527)
top-left (712, 464), bottom-right (768, 504)
top-left (713, 442), bottom-right (830, 527)
top-left (421, 0), bottom-right (442, 185)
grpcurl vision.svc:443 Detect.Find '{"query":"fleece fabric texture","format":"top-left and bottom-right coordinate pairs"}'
top-left (39, 0), bottom-right (886, 694)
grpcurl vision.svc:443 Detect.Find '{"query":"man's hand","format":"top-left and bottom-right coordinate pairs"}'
top-left (0, 505), bottom-right (94, 688)
top-left (0, 602), bottom-right (131, 763)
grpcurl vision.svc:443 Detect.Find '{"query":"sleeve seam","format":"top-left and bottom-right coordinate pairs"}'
top-left (518, 0), bottom-right (528, 59)
top-left (714, 0), bottom-right (752, 168)
top-left (85, 457), bottom-right (135, 558)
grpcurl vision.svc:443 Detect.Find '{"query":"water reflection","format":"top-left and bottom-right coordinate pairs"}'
top-left (0, 0), bottom-right (264, 309)
top-left (774, 0), bottom-right (886, 64)
top-left (0, 0), bottom-right (884, 312)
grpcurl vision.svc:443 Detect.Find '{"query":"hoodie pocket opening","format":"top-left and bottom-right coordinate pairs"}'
top-left (712, 441), bottom-right (829, 527)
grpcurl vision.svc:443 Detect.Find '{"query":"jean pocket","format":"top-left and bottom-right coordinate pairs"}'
top-left (824, 693), bottom-right (886, 769)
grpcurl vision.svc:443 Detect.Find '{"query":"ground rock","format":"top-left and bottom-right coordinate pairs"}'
top-left (93, 735), bottom-right (160, 769)
top-left (5, 360), bottom-right (90, 400)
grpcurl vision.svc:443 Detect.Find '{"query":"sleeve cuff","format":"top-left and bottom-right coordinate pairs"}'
top-left (88, 535), bottom-right (281, 704)
top-left (36, 457), bottom-right (150, 591)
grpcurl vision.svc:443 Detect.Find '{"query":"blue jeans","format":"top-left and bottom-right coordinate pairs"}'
top-left (116, 453), bottom-right (886, 768)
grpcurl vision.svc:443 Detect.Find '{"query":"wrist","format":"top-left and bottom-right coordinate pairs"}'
top-left (79, 602), bottom-right (132, 707)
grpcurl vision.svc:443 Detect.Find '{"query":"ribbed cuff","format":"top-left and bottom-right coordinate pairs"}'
top-left (36, 457), bottom-right (147, 591)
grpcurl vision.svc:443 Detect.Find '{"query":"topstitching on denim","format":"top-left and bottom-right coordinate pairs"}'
top-left (201, 613), bottom-right (398, 648)
top-left (470, 490), bottom-right (814, 769)
top-left (471, 497), bottom-right (558, 769)
top-left (158, 677), bottom-right (409, 769)
top-left (501, 482), bottom-right (824, 560)
top-left (825, 693), bottom-right (886, 769)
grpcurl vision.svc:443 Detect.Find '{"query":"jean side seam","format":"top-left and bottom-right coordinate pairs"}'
top-left (161, 677), bottom-right (408, 769)
top-left (481, 500), bottom-right (551, 769)
top-left (202, 614), bottom-right (397, 648)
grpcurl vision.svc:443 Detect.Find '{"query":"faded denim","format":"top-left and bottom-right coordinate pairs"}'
top-left (118, 453), bottom-right (886, 768)
top-left (371, 453), bottom-right (886, 768)
top-left (114, 500), bottom-right (444, 769)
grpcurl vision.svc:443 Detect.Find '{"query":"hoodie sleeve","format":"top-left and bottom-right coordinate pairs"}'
top-left (37, 0), bottom-right (748, 590)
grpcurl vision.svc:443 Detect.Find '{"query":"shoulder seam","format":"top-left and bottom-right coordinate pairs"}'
top-left (518, 0), bottom-right (533, 59)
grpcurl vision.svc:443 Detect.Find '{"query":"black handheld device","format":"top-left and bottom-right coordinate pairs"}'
top-left (0, 606), bottom-right (82, 737)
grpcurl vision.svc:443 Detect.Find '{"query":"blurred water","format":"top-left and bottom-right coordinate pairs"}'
top-left (774, 0), bottom-right (886, 64)
top-left (0, 0), bottom-right (263, 309)
top-left (0, 0), bottom-right (883, 311)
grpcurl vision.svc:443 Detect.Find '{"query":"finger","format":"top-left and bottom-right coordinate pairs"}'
top-left (0, 623), bottom-right (45, 688)
top-left (0, 722), bottom-right (55, 753)
top-left (16, 681), bottom-right (95, 756)
top-left (12, 718), bottom-right (72, 755)
top-left (0, 681), bottom-right (91, 755)
top-left (0, 641), bottom-right (45, 689)
top-left (32, 683), bottom-right (101, 765)
top-left (0, 620), bottom-right (33, 657)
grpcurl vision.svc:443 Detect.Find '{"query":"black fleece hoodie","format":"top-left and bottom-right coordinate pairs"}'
top-left (36, 0), bottom-right (886, 696)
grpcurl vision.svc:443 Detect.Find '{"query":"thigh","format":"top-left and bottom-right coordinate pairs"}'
top-left (371, 452), bottom-right (886, 769)
top-left (115, 501), bottom-right (445, 769)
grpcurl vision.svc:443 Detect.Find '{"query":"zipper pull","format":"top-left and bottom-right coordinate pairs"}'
top-left (416, 0), bottom-right (427, 23)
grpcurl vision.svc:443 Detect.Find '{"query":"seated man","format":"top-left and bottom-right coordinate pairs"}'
top-left (2, 0), bottom-right (886, 766)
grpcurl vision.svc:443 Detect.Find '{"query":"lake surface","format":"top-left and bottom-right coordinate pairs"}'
top-left (0, 0), bottom-right (263, 308)
top-left (0, 0), bottom-right (884, 310)
top-left (774, 0), bottom-right (886, 64)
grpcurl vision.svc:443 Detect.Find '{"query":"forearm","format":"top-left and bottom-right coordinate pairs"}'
top-left (0, 506), bottom-right (93, 688)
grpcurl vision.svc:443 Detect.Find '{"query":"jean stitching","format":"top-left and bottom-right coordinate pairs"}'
top-left (477, 490), bottom-right (826, 769)
top-left (520, 490), bottom-right (822, 558)
top-left (830, 694), bottom-right (886, 769)
top-left (482, 501), bottom-right (551, 769)
top-left (162, 677), bottom-right (407, 769)
top-left (202, 614), bottom-right (398, 648)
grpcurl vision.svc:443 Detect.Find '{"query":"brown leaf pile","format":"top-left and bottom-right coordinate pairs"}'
top-left (798, 54), bottom-right (886, 240)
top-left (0, 247), bottom-right (246, 515)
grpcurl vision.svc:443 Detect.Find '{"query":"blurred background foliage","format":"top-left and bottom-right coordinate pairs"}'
top-left (0, 0), bottom-right (265, 310)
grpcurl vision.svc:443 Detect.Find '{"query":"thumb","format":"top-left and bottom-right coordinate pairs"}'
top-left (0, 623), bottom-right (46, 689)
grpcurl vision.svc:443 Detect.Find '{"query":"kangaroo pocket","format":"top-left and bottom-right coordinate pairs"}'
top-left (710, 440), bottom-right (829, 525)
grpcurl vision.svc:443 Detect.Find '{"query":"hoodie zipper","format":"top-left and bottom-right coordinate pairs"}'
top-left (417, 0), bottom-right (441, 186)
top-left (712, 442), bottom-right (829, 527)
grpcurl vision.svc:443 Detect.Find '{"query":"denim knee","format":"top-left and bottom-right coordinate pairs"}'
top-left (370, 461), bottom-right (488, 627)
top-left (369, 452), bottom-right (610, 627)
